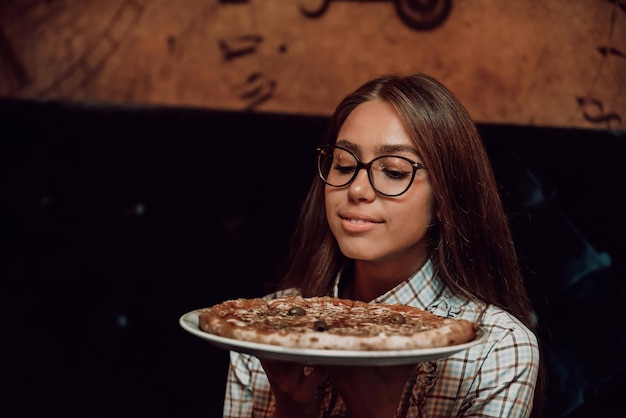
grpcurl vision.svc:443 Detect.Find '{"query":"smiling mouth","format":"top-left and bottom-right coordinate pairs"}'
top-left (340, 216), bottom-right (383, 224)
top-left (338, 216), bottom-right (382, 232)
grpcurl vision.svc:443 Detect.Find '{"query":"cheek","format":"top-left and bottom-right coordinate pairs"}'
top-left (391, 192), bottom-right (435, 234)
top-left (324, 188), bottom-right (337, 226)
top-left (393, 205), bottom-right (433, 235)
top-left (324, 188), bottom-right (331, 215)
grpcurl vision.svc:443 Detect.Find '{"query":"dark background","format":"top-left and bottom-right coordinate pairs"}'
top-left (1, 98), bottom-right (625, 417)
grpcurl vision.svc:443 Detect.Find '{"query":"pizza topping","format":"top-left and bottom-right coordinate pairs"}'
top-left (390, 313), bottom-right (406, 324)
top-left (288, 306), bottom-right (306, 316)
top-left (313, 320), bottom-right (330, 331)
top-left (198, 296), bottom-right (479, 351)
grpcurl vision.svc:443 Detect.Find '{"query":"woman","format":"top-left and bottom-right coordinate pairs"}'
top-left (223, 73), bottom-right (542, 417)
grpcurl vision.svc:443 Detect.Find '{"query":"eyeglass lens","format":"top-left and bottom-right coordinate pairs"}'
top-left (318, 147), bottom-right (416, 196)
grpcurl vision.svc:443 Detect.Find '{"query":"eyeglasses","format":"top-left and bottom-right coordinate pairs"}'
top-left (316, 145), bottom-right (426, 197)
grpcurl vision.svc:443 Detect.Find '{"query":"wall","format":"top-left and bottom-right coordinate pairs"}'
top-left (1, 0), bottom-right (625, 129)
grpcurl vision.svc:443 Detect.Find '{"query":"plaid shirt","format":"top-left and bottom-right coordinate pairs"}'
top-left (223, 259), bottom-right (539, 417)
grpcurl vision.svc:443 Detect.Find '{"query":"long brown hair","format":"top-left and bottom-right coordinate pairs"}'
top-left (274, 73), bottom-right (544, 415)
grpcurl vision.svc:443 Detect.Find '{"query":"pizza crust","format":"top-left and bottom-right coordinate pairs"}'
top-left (198, 296), bottom-right (478, 351)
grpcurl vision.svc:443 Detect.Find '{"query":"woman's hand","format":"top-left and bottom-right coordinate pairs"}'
top-left (260, 358), bottom-right (328, 418)
top-left (260, 358), bottom-right (416, 418)
top-left (325, 364), bottom-right (417, 418)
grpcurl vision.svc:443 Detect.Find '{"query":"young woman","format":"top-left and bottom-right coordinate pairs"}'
top-left (223, 73), bottom-right (542, 418)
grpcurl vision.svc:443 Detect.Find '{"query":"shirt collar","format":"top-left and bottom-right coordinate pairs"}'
top-left (332, 259), bottom-right (447, 310)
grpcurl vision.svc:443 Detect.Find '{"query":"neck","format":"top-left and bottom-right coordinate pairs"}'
top-left (346, 255), bottom-right (428, 302)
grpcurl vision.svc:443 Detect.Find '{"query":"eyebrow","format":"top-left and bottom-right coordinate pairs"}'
top-left (335, 139), bottom-right (419, 157)
top-left (377, 143), bottom-right (419, 156)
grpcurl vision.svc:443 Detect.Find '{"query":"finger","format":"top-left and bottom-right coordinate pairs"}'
top-left (259, 359), bottom-right (310, 390)
top-left (299, 365), bottom-right (327, 391)
top-left (258, 358), bottom-right (286, 378)
top-left (289, 366), bottom-right (328, 403)
top-left (259, 359), bottom-right (327, 401)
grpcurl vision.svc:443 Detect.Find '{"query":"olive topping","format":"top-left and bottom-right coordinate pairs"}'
top-left (288, 306), bottom-right (306, 316)
top-left (390, 313), bottom-right (406, 324)
top-left (313, 320), bottom-right (329, 332)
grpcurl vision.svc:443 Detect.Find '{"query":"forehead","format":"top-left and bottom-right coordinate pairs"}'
top-left (337, 100), bottom-right (416, 156)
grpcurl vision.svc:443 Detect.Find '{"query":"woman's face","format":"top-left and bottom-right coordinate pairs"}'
top-left (325, 99), bottom-right (434, 272)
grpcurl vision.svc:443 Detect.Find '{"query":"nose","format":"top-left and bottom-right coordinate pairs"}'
top-left (347, 168), bottom-right (376, 201)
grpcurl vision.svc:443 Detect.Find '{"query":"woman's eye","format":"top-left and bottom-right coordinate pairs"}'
top-left (334, 164), bottom-right (356, 174)
top-left (383, 168), bottom-right (411, 180)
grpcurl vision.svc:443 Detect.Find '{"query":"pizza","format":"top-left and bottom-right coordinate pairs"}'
top-left (198, 295), bottom-right (479, 351)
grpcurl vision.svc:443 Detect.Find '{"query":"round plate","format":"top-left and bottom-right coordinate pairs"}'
top-left (179, 309), bottom-right (487, 366)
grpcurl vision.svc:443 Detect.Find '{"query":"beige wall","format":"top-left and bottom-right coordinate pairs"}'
top-left (1, 0), bottom-right (624, 129)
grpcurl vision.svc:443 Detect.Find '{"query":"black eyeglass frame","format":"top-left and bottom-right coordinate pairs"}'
top-left (316, 145), bottom-right (427, 197)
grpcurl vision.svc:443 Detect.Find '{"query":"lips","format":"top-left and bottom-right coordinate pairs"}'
top-left (338, 213), bottom-right (383, 232)
top-left (342, 217), bottom-right (379, 224)
top-left (339, 212), bottom-right (382, 223)
top-left (344, 218), bottom-right (372, 224)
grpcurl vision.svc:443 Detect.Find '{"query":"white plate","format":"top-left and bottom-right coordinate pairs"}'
top-left (179, 309), bottom-right (487, 366)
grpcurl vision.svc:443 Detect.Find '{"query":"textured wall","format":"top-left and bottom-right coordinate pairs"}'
top-left (1, 0), bottom-right (624, 129)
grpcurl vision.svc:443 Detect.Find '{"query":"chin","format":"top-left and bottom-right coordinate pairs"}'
top-left (337, 244), bottom-right (384, 261)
